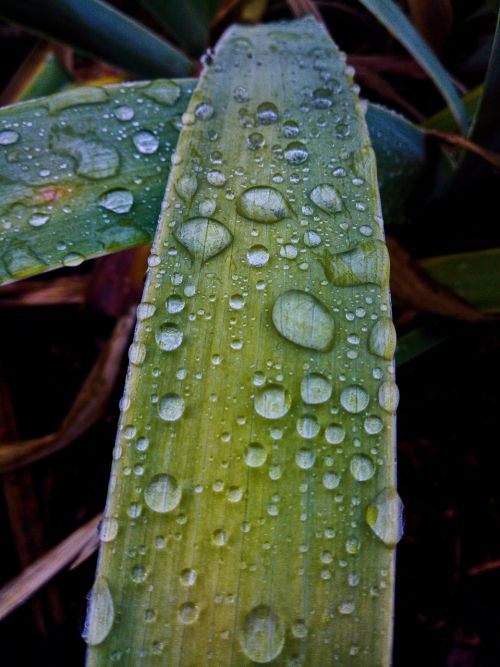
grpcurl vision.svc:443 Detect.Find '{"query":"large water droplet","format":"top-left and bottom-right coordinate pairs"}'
top-left (366, 487), bottom-right (404, 548)
top-left (145, 473), bottom-right (182, 512)
top-left (378, 381), bottom-right (399, 413)
top-left (272, 290), bottom-right (334, 351)
top-left (174, 218), bottom-right (232, 262)
top-left (83, 576), bottom-right (114, 645)
top-left (158, 394), bottom-right (185, 422)
top-left (133, 130), bottom-right (160, 154)
top-left (240, 605), bottom-right (285, 664)
top-left (237, 186), bottom-right (288, 223)
top-left (128, 342), bottom-right (146, 365)
top-left (99, 517), bottom-right (118, 543)
top-left (175, 175), bottom-right (198, 202)
top-left (0, 130), bottom-right (19, 145)
top-left (350, 455), bottom-right (375, 482)
top-left (65, 139), bottom-right (120, 180)
top-left (254, 384), bottom-right (291, 420)
top-left (247, 244), bottom-right (270, 267)
top-left (47, 86), bottom-right (107, 113)
top-left (156, 322), bottom-right (183, 351)
top-left (309, 184), bottom-right (342, 213)
top-left (284, 141), bottom-right (308, 164)
top-left (256, 102), bottom-right (279, 124)
top-left (98, 189), bottom-right (134, 214)
top-left (244, 442), bottom-right (267, 467)
top-left (322, 241), bottom-right (390, 287)
top-left (340, 385), bottom-right (369, 413)
top-left (368, 317), bottom-right (396, 360)
top-left (301, 373), bottom-right (332, 404)
top-left (145, 81), bottom-right (181, 106)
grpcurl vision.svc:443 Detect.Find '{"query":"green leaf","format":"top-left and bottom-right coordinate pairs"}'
top-left (0, 0), bottom-right (194, 78)
top-left (86, 17), bottom-right (399, 666)
top-left (0, 80), bottom-right (194, 283)
top-left (422, 85), bottom-right (483, 132)
top-left (0, 81), bottom-right (425, 284)
top-left (395, 320), bottom-right (454, 366)
top-left (139, 0), bottom-right (212, 54)
top-left (358, 0), bottom-right (469, 132)
top-left (1, 46), bottom-right (71, 104)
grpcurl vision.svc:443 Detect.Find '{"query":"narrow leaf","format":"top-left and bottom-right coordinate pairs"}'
top-left (395, 320), bottom-right (454, 366)
top-left (86, 17), bottom-right (399, 666)
top-left (0, 0), bottom-right (194, 78)
top-left (139, 0), bottom-right (210, 54)
top-left (358, 0), bottom-right (469, 132)
top-left (0, 80), bottom-right (423, 284)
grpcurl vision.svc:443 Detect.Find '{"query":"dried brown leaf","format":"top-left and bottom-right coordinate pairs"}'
top-left (0, 275), bottom-right (88, 307)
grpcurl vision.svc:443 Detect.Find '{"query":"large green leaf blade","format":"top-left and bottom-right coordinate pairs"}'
top-left (86, 17), bottom-right (399, 666)
top-left (0, 80), bottom-right (194, 283)
top-left (0, 0), bottom-right (194, 78)
top-left (139, 0), bottom-right (211, 54)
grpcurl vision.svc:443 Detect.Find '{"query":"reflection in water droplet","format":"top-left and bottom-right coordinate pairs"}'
top-left (284, 141), bottom-right (308, 164)
top-left (340, 385), bottom-right (369, 413)
top-left (83, 576), bottom-right (114, 645)
top-left (158, 394), bottom-right (185, 422)
top-left (301, 373), bottom-right (332, 404)
top-left (368, 317), bottom-right (396, 360)
top-left (272, 290), bottom-right (334, 351)
top-left (145, 474), bottom-right (182, 513)
top-left (254, 384), bottom-right (291, 420)
top-left (133, 130), bottom-right (160, 154)
top-left (0, 130), bottom-right (19, 145)
top-left (256, 102), bottom-right (279, 124)
top-left (98, 189), bottom-right (134, 214)
top-left (366, 487), bottom-right (404, 548)
top-left (378, 381), bottom-right (399, 413)
top-left (309, 184), bottom-right (342, 213)
top-left (350, 455), bottom-right (375, 481)
top-left (156, 322), bottom-right (183, 351)
top-left (323, 240), bottom-right (390, 287)
top-left (244, 442), bottom-right (267, 467)
top-left (247, 244), bottom-right (270, 267)
top-left (174, 218), bottom-right (232, 262)
top-left (178, 602), bottom-right (200, 624)
top-left (240, 605), bottom-right (285, 664)
top-left (237, 186), bottom-right (288, 223)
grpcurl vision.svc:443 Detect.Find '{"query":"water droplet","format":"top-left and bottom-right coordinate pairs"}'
top-left (323, 240), bottom-right (390, 287)
top-left (133, 130), bottom-right (160, 154)
top-left (99, 517), bottom-right (118, 542)
top-left (60, 138), bottom-right (120, 180)
top-left (284, 141), bottom-right (308, 164)
top-left (272, 290), bottom-right (334, 351)
top-left (364, 415), bottom-right (383, 434)
top-left (145, 473), bottom-right (182, 513)
top-left (368, 317), bottom-right (396, 360)
top-left (145, 81), bottom-right (181, 106)
top-left (247, 132), bottom-right (265, 150)
top-left (174, 218), bottom-right (232, 262)
top-left (114, 105), bottom-right (134, 121)
top-left (338, 601), bottom-right (355, 615)
top-left (325, 423), bottom-right (345, 444)
top-left (98, 189), bottom-right (134, 214)
top-left (378, 381), bottom-right (399, 413)
top-left (256, 102), bottom-right (279, 124)
top-left (212, 529), bottom-right (228, 546)
top-left (247, 244), bottom-right (270, 267)
top-left (296, 415), bottom-right (320, 439)
top-left (47, 86), bottom-right (108, 113)
top-left (195, 102), bottom-right (214, 120)
top-left (158, 394), bottom-right (185, 422)
top-left (227, 486), bottom-right (243, 502)
top-left (179, 568), bottom-right (197, 586)
top-left (282, 120), bottom-right (299, 138)
top-left (178, 602), bottom-right (200, 624)
top-left (28, 213), bottom-right (49, 227)
top-left (366, 487), bottom-right (404, 548)
top-left (280, 244), bottom-right (298, 259)
top-left (309, 184), bottom-right (342, 213)
top-left (83, 576), bottom-right (114, 645)
top-left (292, 620), bottom-right (308, 638)
top-left (323, 471), bottom-right (340, 489)
top-left (295, 448), bottom-right (315, 469)
top-left (136, 303), bottom-right (156, 320)
top-left (312, 87), bottom-right (333, 108)
top-left (128, 342), bottom-right (146, 365)
top-left (237, 186), bottom-right (288, 223)
top-left (244, 442), bottom-right (267, 467)
top-left (175, 175), bottom-right (198, 202)
top-left (254, 385), bottom-right (291, 420)
top-left (303, 230), bottom-right (321, 247)
top-left (166, 294), bottom-right (185, 314)
top-left (340, 385), bottom-right (369, 413)
top-left (240, 605), bottom-right (285, 664)
top-left (0, 130), bottom-right (19, 145)
top-left (349, 455), bottom-right (375, 482)
top-left (156, 322), bottom-right (183, 351)
top-left (229, 294), bottom-right (245, 310)
top-left (233, 86), bottom-right (249, 102)
top-left (301, 373), bottom-right (332, 404)
top-left (207, 170), bottom-right (226, 187)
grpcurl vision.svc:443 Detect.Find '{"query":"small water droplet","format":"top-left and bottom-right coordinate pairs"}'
top-left (133, 130), bottom-right (160, 154)
top-left (28, 213), bottom-right (49, 227)
top-left (254, 385), bottom-right (291, 420)
top-left (247, 132), bottom-right (265, 150)
top-left (280, 244), bottom-right (298, 259)
top-left (212, 529), bottom-right (228, 547)
top-left (145, 473), bottom-right (182, 512)
top-left (207, 170), bottom-right (226, 186)
top-left (301, 373), bottom-right (332, 404)
top-left (174, 218), bottom-right (232, 262)
top-left (136, 303), bottom-right (156, 320)
top-left (155, 322), bottom-right (183, 351)
top-left (62, 252), bottom-right (85, 267)
top-left (378, 381), bottom-right (399, 413)
top-left (296, 415), bottom-right (320, 439)
top-left (272, 290), bottom-right (334, 351)
top-left (179, 568), bottom-right (197, 586)
top-left (229, 294), bottom-right (245, 310)
top-left (281, 119), bottom-right (299, 138)
top-left (83, 576), bottom-right (114, 645)
top-left (145, 81), bottom-right (181, 106)
top-left (368, 317), bottom-right (396, 360)
top-left (99, 517), bottom-right (118, 542)
top-left (195, 101), bottom-right (214, 120)
top-left (233, 86), bottom-right (249, 102)
top-left (323, 240), bottom-right (390, 287)
top-left (309, 183), bottom-right (342, 213)
top-left (323, 471), bottom-right (340, 489)
top-left (292, 620), bottom-right (308, 638)
top-left (350, 455), bottom-right (375, 482)
top-left (166, 294), bottom-right (185, 314)
top-left (244, 442), bottom-right (267, 467)
top-left (340, 385), bottom-right (369, 413)
top-left (0, 130), bottom-right (19, 145)
top-left (175, 174), bottom-right (198, 202)
top-left (364, 415), bottom-right (383, 434)
top-left (158, 394), bottom-right (185, 422)
top-left (256, 102), bottom-right (279, 124)
top-left (178, 602), bottom-right (200, 624)
top-left (128, 342), bottom-right (146, 365)
top-left (240, 605), bottom-right (285, 664)
top-left (366, 487), bottom-right (404, 548)
top-left (303, 230), bottom-right (321, 247)
top-left (237, 186), bottom-right (288, 223)
top-left (284, 141), bottom-right (308, 164)
top-left (98, 189), bottom-right (134, 214)
top-left (295, 448), bottom-right (315, 469)
top-left (114, 105), bottom-right (134, 121)
top-left (247, 244), bottom-right (270, 267)
top-left (325, 423), bottom-right (345, 444)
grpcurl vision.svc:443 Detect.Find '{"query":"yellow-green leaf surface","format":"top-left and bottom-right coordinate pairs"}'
top-left (87, 17), bottom-right (400, 665)
top-left (0, 80), bottom-right (194, 283)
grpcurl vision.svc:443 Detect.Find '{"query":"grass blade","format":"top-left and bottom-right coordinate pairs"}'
top-left (395, 320), bottom-right (454, 366)
top-left (86, 17), bottom-right (399, 666)
top-left (139, 0), bottom-right (211, 54)
top-left (0, 81), bottom-right (423, 284)
top-left (358, 0), bottom-right (469, 132)
top-left (0, 0), bottom-right (194, 78)
top-left (0, 79), bottom-right (194, 284)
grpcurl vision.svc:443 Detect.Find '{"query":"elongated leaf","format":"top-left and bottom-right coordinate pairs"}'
top-left (422, 85), bottom-right (482, 132)
top-left (0, 80), bottom-right (194, 284)
top-left (86, 18), bottom-right (400, 666)
top-left (139, 0), bottom-right (211, 54)
top-left (0, 81), bottom-right (424, 284)
top-left (358, 0), bottom-right (469, 132)
top-left (0, 0), bottom-right (194, 78)
top-left (395, 320), bottom-right (455, 366)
